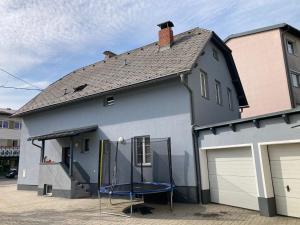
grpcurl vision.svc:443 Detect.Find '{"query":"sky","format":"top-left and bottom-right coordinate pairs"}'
top-left (0, 0), bottom-right (299, 110)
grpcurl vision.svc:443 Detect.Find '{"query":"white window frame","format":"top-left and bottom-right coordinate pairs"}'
top-left (215, 80), bottom-right (222, 105)
top-left (227, 88), bottom-right (233, 110)
top-left (200, 70), bottom-right (208, 99)
top-left (135, 136), bottom-right (151, 166)
top-left (291, 71), bottom-right (300, 88)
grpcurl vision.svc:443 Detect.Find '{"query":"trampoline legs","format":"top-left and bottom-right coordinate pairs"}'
top-left (130, 193), bottom-right (133, 216)
top-left (170, 190), bottom-right (174, 212)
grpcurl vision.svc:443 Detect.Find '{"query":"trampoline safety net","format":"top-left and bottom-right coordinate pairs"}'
top-left (99, 137), bottom-right (175, 196)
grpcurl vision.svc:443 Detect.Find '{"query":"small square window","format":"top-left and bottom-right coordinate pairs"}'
top-left (287, 40), bottom-right (296, 55)
top-left (291, 71), bottom-right (300, 88)
top-left (104, 96), bottom-right (114, 106)
top-left (215, 80), bottom-right (222, 105)
top-left (200, 71), bottom-right (208, 99)
top-left (213, 48), bottom-right (219, 61)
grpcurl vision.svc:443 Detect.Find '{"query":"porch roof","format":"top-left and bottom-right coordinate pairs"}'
top-left (27, 125), bottom-right (98, 141)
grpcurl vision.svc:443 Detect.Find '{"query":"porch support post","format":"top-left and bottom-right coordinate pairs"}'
top-left (69, 137), bottom-right (74, 177)
top-left (40, 140), bottom-right (45, 163)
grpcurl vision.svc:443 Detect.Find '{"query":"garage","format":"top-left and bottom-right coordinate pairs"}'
top-left (268, 143), bottom-right (300, 218)
top-left (207, 147), bottom-right (259, 210)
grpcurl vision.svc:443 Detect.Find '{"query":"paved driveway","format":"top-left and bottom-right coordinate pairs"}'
top-left (0, 181), bottom-right (300, 225)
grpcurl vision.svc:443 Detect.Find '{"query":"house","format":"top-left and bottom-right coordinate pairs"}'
top-left (225, 23), bottom-right (300, 118)
top-left (0, 108), bottom-right (21, 175)
top-left (14, 21), bottom-right (247, 203)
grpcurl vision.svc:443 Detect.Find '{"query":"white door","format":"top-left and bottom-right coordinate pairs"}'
top-left (207, 147), bottom-right (259, 210)
top-left (269, 143), bottom-right (300, 218)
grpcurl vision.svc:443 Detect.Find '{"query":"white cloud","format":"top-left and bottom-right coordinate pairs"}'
top-left (0, 0), bottom-right (299, 109)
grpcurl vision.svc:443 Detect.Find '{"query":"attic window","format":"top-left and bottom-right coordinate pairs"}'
top-left (104, 96), bottom-right (114, 106)
top-left (73, 84), bottom-right (88, 92)
top-left (213, 48), bottom-right (219, 61)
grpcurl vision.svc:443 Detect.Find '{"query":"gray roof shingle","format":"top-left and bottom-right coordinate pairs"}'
top-left (14, 28), bottom-right (213, 116)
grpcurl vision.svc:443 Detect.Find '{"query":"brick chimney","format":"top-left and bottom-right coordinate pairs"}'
top-left (157, 21), bottom-right (174, 49)
top-left (103, 51), bottom-right (116, 60)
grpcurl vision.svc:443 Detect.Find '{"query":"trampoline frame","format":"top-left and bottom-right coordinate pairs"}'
top-left (98, 137), bottom-right (175, 217)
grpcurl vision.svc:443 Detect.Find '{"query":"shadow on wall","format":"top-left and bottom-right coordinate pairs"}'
top-left (23, 80), bottom-right (190, 136)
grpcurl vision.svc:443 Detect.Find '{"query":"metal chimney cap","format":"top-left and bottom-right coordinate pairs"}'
top-left (157, 21), bottom-right (174, 29)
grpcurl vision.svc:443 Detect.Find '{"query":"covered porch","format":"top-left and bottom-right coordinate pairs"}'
top-left (27, 125), bottom-right (98, 198)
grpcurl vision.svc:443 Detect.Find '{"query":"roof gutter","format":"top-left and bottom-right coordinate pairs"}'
top-left (179, 72), bottom-right (202, 203)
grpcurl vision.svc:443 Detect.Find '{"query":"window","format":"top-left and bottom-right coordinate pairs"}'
top-left (84, 138), bottom-right (90, 152)
top-left (104, 96), bottom-right (114, 106)
top-left (8, 121), bottom-right (14, 129)
top-left (14, 121), bottom-right (21, 129)
top-left (227, 88), bottom-right (233, 110)
top-left (135, 136), bottom-right (151, 166)
top-left (291, 71), bottom-right (300, 87)
top-left (213, 48), bottom-right (219, 61)
top-left (200, 71), bottom-right (208, 98)
top-left (287, 40), bottom-right (296, 55)
top-left (12, 140), bottom-right (19, 147)
top-left (215, 80), bottom-right (222, 105)
top-left (0, 121), bottom-right (2, 128)
top-left (2, 121), bottom-right (8, 129)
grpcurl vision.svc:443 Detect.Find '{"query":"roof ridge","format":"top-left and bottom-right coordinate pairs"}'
top-left (46, 27), bottom-right (210, 89)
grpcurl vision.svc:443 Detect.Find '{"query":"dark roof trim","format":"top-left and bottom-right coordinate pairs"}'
top-left (13, 71), bottom-right (188, 117)
top-left (210, 32), bottom-right (248, 107)
top-left (27, 125), bottom-right (98, 141)
top-left (195, 108), bottom-right (300, 132)
top-left (225, 23), bottom-right (300, 42)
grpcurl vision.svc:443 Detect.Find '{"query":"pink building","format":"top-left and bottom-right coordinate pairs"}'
top-left (226, 24), bottom-right (300, 118)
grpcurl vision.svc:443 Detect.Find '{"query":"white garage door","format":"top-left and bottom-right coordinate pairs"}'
top-left (269, 143), bottom-right (300, 218)
top-left (207, 147), bottom-right (259, 210)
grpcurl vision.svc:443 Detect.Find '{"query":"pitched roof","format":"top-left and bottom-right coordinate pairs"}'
top-left (14, 27), bottom-right (247, 117)
top-left (0, 108), bottom-right (16, 116)
top-left (225, 23), bottom-right (300, 42)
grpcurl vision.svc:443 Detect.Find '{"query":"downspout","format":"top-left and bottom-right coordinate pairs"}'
top-left (31, 139), bottom-right (45, 163)
top-left (180, 73), bottom-right (202, 203)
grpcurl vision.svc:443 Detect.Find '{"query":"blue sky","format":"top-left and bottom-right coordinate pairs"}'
top-left (0, 0), bottom-right (300, 109)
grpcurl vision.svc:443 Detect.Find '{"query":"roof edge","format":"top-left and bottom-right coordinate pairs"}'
top-left (195, 108), bottom-right (300, 132)
top-left (210, 32), bottom-right (248, 107)
top-left (224, 23), bottom-right (300, 42)
top-left (13, 70), bottom-right (190, 117)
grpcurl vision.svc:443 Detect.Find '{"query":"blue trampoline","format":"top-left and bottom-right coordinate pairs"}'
top-left (100, 182), bottom-right (175, 196)
top-left (98, 137), bottom-right (175, 216)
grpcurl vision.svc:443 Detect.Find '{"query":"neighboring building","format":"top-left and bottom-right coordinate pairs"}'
top-left (0, 108), bottom-right (21, 176)
top-left (196, 108), bottom-right (300, 218)
top-left (14, 21), bottom-right (247, 202)
top-left (225, 23), bottom-right (300, 118)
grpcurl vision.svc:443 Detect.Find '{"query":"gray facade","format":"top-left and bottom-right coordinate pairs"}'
top-left (17, 37), bottom-right (243, 202)
top-left (196, 109), bottom-right (300, 216)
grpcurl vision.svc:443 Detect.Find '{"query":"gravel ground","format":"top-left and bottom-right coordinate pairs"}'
top-left (1, 181), bottom-right (300, 225)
